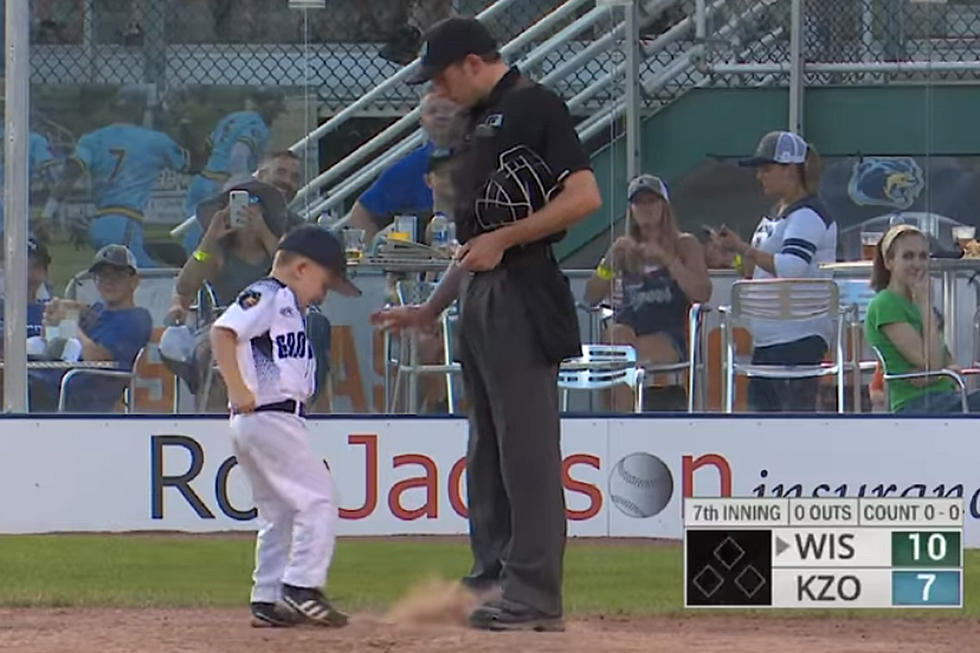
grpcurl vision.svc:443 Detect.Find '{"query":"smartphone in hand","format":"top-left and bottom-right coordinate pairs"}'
top-left (228, 190), bottom-right (250, 228)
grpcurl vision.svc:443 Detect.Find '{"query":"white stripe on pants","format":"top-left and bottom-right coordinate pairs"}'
top-left (230, 412), bottom-right (337, 603)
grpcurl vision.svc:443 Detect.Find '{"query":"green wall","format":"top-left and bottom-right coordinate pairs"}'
top-left (558, 85), bottom-right (980, 260)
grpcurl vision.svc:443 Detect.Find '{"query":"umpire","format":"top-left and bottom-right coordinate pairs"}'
top-left (372, 17), bottom-right (601, 631)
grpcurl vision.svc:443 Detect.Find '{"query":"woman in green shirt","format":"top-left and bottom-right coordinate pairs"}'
top-left (864, 224), bottom-right (980, 413)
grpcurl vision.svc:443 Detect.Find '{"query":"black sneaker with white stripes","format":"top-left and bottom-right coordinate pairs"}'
top-left (249, 601), bottom-right (300, 628)
top-left (281, 584), bottom-right (349, 627)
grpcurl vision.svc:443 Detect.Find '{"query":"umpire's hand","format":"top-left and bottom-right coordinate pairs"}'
top-left (369, 304), bottom-right (438, 334)
top-left (456, 231), bottom-right (507, 271)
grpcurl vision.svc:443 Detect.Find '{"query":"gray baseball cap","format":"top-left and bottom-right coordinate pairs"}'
top-left (628, 174), bottom-right (670, 202)
top-left (739, 131), bottom-right (809, 167)
top-left (89, 244), bottom-right (138, 273)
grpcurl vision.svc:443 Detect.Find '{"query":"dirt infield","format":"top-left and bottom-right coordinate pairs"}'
top-left (3, 608), bottom-right (979, 653)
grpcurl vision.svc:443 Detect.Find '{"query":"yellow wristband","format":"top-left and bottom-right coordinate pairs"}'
top-left (733, 253), bottom-right (744, 274)
top-left (192, 249), bottom-right (212, 263)
top-left (596, 260), bottom-right (614, 280)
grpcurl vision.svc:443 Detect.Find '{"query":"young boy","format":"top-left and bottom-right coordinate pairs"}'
top-left (210, 224), bottom-right (361, 627)
top-left (32, 244), bottom-right (153, 411)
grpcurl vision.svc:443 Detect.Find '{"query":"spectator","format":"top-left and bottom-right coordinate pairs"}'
top-left (47, 86), bottom-right (190, 267)
top-left (30, 245), bottom-right (152, 412)
top-left (168, 180), bottom-right (287, 325)
top-left (181, 89), bottom-right (285, 252)
top-left (717, 131), bottom-right (836, 412)
top-left (701, 226), bottom-right (737, 270)
top-left (346, 92), bottom-right (459, 243)
top-left (420, 147), bottom-right (456, 244)
top-left (865, 224), bottom-right (980, 413)
top-left (182, 149), bottom-right (303, 254)
top-left (166, 182), bottom-right (331, 410)
top-left (584, 174), bottom-right (711, 410)
top-left (0, 237), bottom-right (53, 355)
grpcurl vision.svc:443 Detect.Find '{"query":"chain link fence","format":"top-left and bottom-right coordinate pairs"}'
top-left (690, 0), bottom-right (980, 88)
top-left (28, 0), bottom-right (574, 114)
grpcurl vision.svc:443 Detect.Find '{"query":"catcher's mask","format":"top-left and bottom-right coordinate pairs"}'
top-left (474, 146), bottom-right (567, 233)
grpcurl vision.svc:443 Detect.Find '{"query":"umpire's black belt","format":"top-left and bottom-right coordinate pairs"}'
top-left (253, 399), bottom-right (306, 417)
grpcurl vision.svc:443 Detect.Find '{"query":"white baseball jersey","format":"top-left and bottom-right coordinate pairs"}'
top-left (214, 277), bottom-right (316, 406)
top-left (749, 197), bottom-right (838, 347)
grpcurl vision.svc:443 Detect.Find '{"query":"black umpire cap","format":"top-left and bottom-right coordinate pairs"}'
top-left (277, 225), bottom-right (362, 298)
top-left (407, 17), bottom-right (497, 85)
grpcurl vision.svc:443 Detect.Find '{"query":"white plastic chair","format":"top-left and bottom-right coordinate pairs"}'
top-left (558, 344), bottom-right (645, 413)
top-left (720, 279), bottom-right (846, 413)
top-left (872, 345), bottom-right (968, 413)
top-left (387, 280), bottom-right (462, 413)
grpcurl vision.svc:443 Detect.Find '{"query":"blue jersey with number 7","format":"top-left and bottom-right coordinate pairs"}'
top-left (72, 123), bottom-right (188, 212)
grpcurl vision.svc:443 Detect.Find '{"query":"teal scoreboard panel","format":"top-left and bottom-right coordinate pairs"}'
top-left (683, 498), bottom-right (963, 608)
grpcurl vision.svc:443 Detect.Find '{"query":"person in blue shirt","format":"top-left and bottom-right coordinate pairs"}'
top-left (180, 89), bottom-right (285, 253)
top-left (47, 87), bottom-right (190, 267)
top-left (30, 244), bottom-right (153, 412)
top-left (347, 92), bottom-right (459, 242)
top-left (0, 237), bottom-right (53, 355)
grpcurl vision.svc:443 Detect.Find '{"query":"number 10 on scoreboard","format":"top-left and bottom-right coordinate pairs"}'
top-left (892, 531), bottom-right (961, 606)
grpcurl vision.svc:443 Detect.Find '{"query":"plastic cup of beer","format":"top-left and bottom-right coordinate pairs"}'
top-left (953, 225), bottom-right (976, 249)
top-left (861, 231), bottom-right (884, 260)
top-left (343, 229), bottom-right (366, 262)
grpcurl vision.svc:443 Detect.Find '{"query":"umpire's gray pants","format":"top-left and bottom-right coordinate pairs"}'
top-left (457, 267), bottom-right (567, 618)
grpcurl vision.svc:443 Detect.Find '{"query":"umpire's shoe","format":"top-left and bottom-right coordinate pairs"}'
top-left (250, 601), bottom-right (301, 628)
top-left (468, 599), bottom-right (565, 633)
top-left (282, 584), bottom-right (349, 627)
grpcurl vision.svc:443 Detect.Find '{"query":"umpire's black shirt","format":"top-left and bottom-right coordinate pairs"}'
top-left (451, 66), bottom-right (592, 245)
top-left (452, 66), bottom-right (588, 364)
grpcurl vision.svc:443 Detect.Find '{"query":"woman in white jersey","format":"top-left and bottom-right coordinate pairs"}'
top-left (718, 131), bottom-right (837, 411)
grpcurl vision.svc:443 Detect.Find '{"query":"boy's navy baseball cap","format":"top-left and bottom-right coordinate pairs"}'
top-left (739, 131), bottom-right (809, 167)
top-left (277, 225), bottom-right (362, 297)
top-left (407, 17), bottom-right (497, 85)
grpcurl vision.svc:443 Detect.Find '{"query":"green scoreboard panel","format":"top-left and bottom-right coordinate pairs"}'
top-left (684, 498), bottom-right (963, 608)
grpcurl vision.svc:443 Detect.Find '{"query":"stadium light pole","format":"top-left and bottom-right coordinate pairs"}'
top-left (4, 0), bottom-right (30, 412)
top-left (597, 0), bottom-right (641, 182)
top-left (788, 0), bottom-right (804, 135)
top-left (624, 0), bottom-right (641, 182)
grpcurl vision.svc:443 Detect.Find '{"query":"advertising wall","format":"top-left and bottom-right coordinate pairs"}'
top-left (3, 416), bottom-right (979, 544)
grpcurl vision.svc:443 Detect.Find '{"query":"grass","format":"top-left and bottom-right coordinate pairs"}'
top-left (0, 534), bottom-right (977, 619)
top-left (0, 535), bottom-right (675, 613)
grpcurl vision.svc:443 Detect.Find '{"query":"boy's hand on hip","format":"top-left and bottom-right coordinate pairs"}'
top-left (228, 384), bottom-right (257, 414)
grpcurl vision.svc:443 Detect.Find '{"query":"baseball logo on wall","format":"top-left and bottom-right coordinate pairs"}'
top-left (847, 156), bottom-right (924, 210)
top-left (607, 452), bottom-right (674, 518)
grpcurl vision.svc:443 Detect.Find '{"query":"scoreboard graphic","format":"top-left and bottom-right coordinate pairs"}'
top-left (683, 498), bottom-right (963, 608)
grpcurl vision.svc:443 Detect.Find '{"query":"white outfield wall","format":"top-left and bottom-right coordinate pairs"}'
top-left (2, 416), bottom-right (980, 544)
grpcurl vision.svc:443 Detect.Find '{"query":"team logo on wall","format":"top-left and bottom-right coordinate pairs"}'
top-left (607, 452), bottom-right (674, 518)
top-left (847, 156), bottom-right (924, 210)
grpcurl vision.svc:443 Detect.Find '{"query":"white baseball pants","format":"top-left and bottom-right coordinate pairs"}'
top-left (230, 411), bottom-right (337, 603)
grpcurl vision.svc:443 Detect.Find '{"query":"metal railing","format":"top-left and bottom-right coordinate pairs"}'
top-left (289, 0), bottom-right (596, 211)
top-left (302, 0), bottom-right (688, 225)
